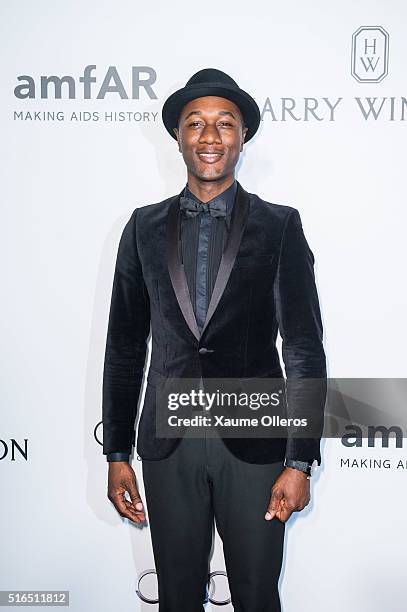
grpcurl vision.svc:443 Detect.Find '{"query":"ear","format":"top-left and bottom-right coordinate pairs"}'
top-left (173, 127), bottom-right (181, 151)
top-left (240, 126), bottom-right (249, 151)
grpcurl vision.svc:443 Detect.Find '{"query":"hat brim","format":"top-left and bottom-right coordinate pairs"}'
top-left (162, 82), bottom-right (260, 142)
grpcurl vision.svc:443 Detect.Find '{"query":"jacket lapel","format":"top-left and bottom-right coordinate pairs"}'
top-left (201, 182), bottom-right (249, 335)
top-left (167, 180), bottom-right (250, 342)
top-left (167, 188), bottom-right (201, 341)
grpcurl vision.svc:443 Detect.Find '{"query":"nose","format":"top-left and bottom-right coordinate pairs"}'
top-left (199, 123), bottom-right (222, 143)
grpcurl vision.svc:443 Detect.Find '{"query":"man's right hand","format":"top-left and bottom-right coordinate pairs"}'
top-left (107, 462), bottom-right (146, 524)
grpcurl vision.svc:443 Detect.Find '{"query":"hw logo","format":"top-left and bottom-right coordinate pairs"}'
top-left (351, 26), bottom-right (389, 83)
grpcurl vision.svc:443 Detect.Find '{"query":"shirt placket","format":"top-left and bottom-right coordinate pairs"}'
top-left (195, 211), bottom-right (212, 332)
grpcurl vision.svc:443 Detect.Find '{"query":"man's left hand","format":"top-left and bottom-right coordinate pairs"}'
top-left (264, 467), bottom-right (310, 523)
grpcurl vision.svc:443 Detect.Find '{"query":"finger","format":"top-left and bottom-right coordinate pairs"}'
top-left (124, 495), bottom-right (145, 514)
top-left (124, 499), bottom-right (146, 520)
top-left (110, 490), bottom-right (141, 523)
top-left (123, 504), bottom-right (141, 521)
top-left (120, 498), bottom-right (146, 524)
top-left (276, 499), bottom-right (295, 523)
top-left (127, 482), bottom-right (145, 513)
top-left (265, 488), bottom-right (284, 520)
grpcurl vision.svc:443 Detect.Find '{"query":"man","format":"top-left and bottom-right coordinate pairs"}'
top-left (102, 68), bottom-right (326, 611)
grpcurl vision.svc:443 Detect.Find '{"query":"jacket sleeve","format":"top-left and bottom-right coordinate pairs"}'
top-left (102, 208), bottom-right (151, 456)
top-left (274, 208), bottom-right (327, 465)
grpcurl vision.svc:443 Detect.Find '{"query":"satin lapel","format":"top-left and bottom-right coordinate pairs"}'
top-left (201, 181), bottom-right (250, 336)
top-left (167, 191), bottom-right (201, 341)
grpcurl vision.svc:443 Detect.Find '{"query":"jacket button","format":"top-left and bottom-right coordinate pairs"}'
top-left (199, 347), bottom-right (214, 355)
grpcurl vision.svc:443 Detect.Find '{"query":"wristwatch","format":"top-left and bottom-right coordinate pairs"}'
top-left (284, 459), bottom-right (312, 477)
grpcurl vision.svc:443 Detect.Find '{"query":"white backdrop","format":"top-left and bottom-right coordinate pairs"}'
top-left (1, 1), bottom-right (406, 610)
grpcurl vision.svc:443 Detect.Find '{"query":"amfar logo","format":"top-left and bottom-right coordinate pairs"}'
top-left (341, 425), bottom-right (403, 448)
top-left (14, 66), bottom-right (158, 100)
top-left (351, 26), bottom-right (389, 83)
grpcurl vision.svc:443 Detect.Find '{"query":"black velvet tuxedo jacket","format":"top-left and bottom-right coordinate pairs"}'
top-left (102, 180), bottom-right (327, 465)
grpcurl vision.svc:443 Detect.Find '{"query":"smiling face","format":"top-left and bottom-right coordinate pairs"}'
top-left (173, 96), bottom-right (248, 185)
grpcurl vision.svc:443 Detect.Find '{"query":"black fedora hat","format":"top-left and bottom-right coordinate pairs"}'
top-left (162, 68), bottom-right (261, 142)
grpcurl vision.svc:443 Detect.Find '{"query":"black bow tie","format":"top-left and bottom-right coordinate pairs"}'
top-left (179, 196), bottom-right (229, 227)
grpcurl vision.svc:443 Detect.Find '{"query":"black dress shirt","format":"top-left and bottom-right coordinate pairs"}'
top-left (180, 179), bottom-right (237, 332)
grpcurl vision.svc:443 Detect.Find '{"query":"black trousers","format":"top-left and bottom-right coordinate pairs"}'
top-left (142, 432), bottom-right (286, 611)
